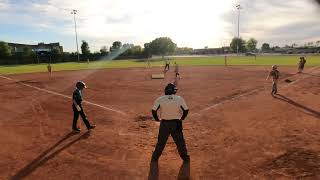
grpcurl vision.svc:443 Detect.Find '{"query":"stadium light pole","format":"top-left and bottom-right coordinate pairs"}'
top-left (236, 4), bottom-right (241, 55)
top-left (71, 9), bottom-right (80, 62)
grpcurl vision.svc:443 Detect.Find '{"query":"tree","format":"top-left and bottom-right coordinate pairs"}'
top-left (51, 48), bottom-right (61, 62)
top-left (230, 37), bottom-right (246, 53)
top-left (148, 37), bottom-right (177, 57)
top-left (271, 46), bottom-right (280, 51)
top-left (261, 43), bottom-right (271, 51)
top-left (132, 45), bottom-right (142, 55)
top-left (22, 47), bottom-right (35, 57)
top-left (111, 41), bottom-right (122, 51)
top-left (81, 40), bottom-right (90, 56)
top-left (0, 41), bottom-right (12, 58)
top-left (52, 48), bottom-right (61, 56)
top-left (143, 43), bottom-right (152, 57)
top-left (307, 42), bottom-right (314, 47)
top-left (246, 38), bottom-right (258, 52)
top-left (100, 46), bottom-right (108, 55)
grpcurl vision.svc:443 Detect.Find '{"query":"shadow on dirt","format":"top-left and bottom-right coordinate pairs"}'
top-left (261, 148), bottom-right (320, 178)
top-left (178, 162), bottom-right (190, 180)
top-left (10, 131), bottom-right (91, 180)
top-left (274, 94), bottom-right (320, 118)
top-left (148, 161), bottom-right (159, 180)
top-left (135, 115), bottom-right (153, 122)
top-left (147, 161), bottom-right (190, 180)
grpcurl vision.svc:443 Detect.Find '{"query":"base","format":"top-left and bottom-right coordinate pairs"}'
top-left (151, 74), bottom-right (165, 79)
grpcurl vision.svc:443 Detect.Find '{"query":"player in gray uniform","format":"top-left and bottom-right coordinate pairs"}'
top-left (151, 83), bottom-right (190, 162)
top-left (266, 65), bottom-right (280, 96)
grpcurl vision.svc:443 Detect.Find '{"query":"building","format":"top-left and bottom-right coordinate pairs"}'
top-left (7, 42), bottom-right (63, 54)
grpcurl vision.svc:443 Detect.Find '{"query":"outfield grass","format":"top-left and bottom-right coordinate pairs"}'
top-left (0, 55), bottom-right (319, 74)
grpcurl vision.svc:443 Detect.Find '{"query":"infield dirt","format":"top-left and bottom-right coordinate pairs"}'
top-left (1, 66), bottom-right (320, 179)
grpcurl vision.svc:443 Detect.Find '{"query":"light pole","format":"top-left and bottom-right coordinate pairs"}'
top-left (236, 4), bottom-right (241, 55)
top-left (71, 9), bottom-right (80, 62)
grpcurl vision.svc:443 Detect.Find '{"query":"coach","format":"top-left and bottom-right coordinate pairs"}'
top-left (151, 83), bottom-right (190, 162)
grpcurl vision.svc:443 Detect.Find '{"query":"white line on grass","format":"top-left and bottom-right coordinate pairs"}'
top-left (0, 75), bottom-right (127, 116)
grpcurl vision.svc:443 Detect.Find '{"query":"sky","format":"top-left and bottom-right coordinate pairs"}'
top-left (0, 0), bottom-right (319, 52)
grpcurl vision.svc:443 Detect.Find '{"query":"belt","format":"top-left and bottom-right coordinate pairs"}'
top-left (162, 119), bottom-right (180, 121)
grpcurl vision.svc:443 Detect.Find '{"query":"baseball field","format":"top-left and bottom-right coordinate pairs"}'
top-left (1, 55), bottom-right (320, 179)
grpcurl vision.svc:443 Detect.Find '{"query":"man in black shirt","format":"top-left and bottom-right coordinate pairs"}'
top-left (298, 56), bottom-right (307, 73)
top-left (72, 81), bottom-right (96, 132)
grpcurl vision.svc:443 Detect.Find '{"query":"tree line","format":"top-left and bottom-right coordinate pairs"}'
top-left (1, 37), bottom-right (319, 65)
top-left (0, 37), bottom-right (178, 65)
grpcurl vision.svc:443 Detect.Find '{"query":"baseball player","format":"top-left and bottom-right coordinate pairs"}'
top-left (151, 83), bottom-right (190, 163)
top-left (47, 63), bottom-right (52, 77)
top-left (72, 81), bottom-right (96, 132)
top-left (266, 65), bottom-right (281, 96)
top-left (164, 58), bottom-right (170, 72)
top-left (298, 56), bottom-right (306, 73)
top-left (174, 62), bottom-right (180, 78)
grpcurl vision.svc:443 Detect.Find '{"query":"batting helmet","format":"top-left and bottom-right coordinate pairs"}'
top-left (76, 81), bottom-right (87, 89)
top-left (165, 83), bottom-right (177, 95)
top-left (272, 65), bottom-right (278, 70)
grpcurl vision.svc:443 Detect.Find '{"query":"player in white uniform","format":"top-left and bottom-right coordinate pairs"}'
top-left (151, 83), bottom-right (190, 162)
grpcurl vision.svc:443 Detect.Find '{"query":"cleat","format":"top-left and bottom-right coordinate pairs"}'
top-left (73, 128), bottom-right (81, 133)
top-left (88, 125), bottom-right (96, 130)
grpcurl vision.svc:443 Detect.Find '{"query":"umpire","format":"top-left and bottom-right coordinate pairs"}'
top-left (72, 81), bottom-right (96, 132)
top-left (151, 83), bottom-right (190, 162)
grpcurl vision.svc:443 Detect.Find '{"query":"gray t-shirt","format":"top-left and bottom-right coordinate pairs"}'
top-left (152, 95), bottom-right (188, 120)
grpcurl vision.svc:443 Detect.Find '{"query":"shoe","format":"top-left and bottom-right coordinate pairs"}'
top-left (88, 125), bottom-right (96, 130)
top-left (73, 128), bottom-right (81, 133)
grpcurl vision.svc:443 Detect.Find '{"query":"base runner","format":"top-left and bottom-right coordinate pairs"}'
top-left (72, 81), bottom-right (96, 132)
top-left (173, 62), bottom-right (180, 86)
top-left (164, 58), bottom-right (170, 72)
top-left (266, 65), bottom-right (281, 96)
top-left (47, 63), bottom-right (52, 77)
top-left (151, 83), bottom-right (190, 163)
top-left (174, 62), bottom-right (180, 78)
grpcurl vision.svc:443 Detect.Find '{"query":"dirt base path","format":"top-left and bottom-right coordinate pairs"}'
top-left (0, 66), bottom-right (319, 179)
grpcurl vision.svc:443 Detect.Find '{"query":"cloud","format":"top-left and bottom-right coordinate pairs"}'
top-left (0, 0), bottom-right (319, 51)
top-left (0, 0), bottom-right (8, 10)
top-left (1, 0), bottom-right (238, 51)
top-left (223, 0), bottom-right (320, 46)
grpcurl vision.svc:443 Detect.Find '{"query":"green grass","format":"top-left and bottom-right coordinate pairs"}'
top-left (0, 55), bottom-right (319, 74)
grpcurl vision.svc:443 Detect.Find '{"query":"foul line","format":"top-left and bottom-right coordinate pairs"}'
top-left (192, 87), bottom-right (263, 116)
top-left (0, 75), bottom-right (127, 116)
